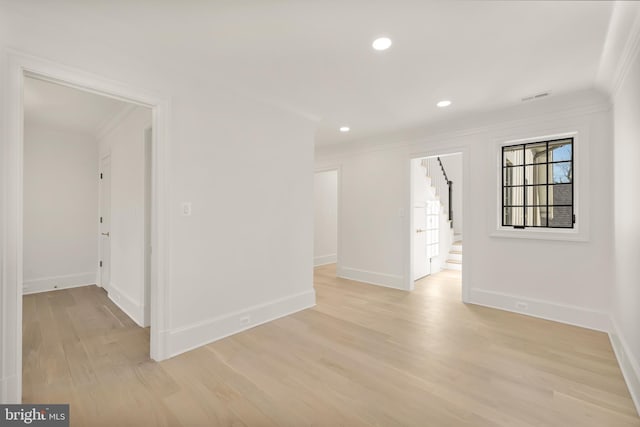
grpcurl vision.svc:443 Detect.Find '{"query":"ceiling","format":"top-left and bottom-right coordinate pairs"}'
top-left (24, 77), bottom-right (131, 135)
top-left (7, 1), bottom-right (616, 145)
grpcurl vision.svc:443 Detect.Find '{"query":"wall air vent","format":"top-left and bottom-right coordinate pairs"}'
top-left (521, 91), bottom-right (551, 102)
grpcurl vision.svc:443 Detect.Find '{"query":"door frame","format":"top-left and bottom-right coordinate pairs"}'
top-left (1, 51), bottom-right (171, 403)
top-left (408, 148), bottom-right (468, 301)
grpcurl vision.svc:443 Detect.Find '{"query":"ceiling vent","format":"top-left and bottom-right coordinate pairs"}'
top-left (521, 91), bottom-right (551, 102)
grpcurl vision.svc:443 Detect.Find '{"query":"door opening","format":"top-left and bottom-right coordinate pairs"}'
top-left (410, 153), bottom-right (463, 285)
top-left (2, 51), bottom-right (170, 403)
top-left (314, 168), bottom-right (339, 274)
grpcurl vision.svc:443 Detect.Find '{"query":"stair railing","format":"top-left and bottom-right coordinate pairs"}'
top-left (421, 157), bottom-right (453, 229)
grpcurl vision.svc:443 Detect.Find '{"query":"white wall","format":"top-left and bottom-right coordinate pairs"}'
top-left (316, 89), bottom-right (613, 330)
top-left (330, 148), bottom-right (408, 289)
top-left (314, 170), bottom-right (337, 266)
top-left (612, 34), bottom-right (640, 412)
top-left (0, 7), bottom-right (317, 391)
top-left (439, 153), bottom-right (463, 236)
top-left (23, 124), bottom-right (98, 293)
top-left (99, 106), bottom-right (151, 326)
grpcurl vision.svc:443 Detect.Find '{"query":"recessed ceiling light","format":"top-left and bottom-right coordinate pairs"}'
top-left (339, 126), bottom-right (350, 133)
top-left (372, 37), bottom-right (392, 51)
top-left (437, 100), bottom-right (452, 108)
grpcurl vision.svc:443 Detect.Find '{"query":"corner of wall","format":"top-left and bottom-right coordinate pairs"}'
top-left (314, 254), bottom-right (337, 267)
top-left (610, 317), bottom-right (640, 416)
top-left (108, 282), bottom-right (147, 327)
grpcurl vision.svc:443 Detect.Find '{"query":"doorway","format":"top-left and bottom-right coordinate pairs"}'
top-left (313, 166), bottom-right (341, 284)
top-left (410, 153), bottom-right (464, 285)
top-left (2, 52), bottom-right (170, 403)
top-left (21, 74), bottom-right (154, 402)
top-left (314, 168), bottom-right (340, 273)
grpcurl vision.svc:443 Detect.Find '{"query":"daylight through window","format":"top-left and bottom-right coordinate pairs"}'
top-left (502, 138), bottom-right (574, 228)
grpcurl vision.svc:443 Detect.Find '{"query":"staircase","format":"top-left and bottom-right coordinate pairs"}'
top-left (421, 157), bottom-right (462, 272)
top-left (445, 239), bottom-right (462, 271)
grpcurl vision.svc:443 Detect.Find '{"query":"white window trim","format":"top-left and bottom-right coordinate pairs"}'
top-left (491, 130), bottom-right (589, 242)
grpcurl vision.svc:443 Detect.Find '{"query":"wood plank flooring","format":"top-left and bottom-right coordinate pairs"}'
top-left (23, 265), bottom-right (640, 426)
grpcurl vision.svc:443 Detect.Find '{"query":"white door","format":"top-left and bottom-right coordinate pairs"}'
top-left (426, 201), bottom-right (440, 258)
top-left (413, 206), bottom-right (430, 280)
top-left (100, 156), bottom-right (111, 289)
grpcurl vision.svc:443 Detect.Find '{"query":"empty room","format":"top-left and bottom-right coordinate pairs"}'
top-left (1, 1), bottom-right (640, 426)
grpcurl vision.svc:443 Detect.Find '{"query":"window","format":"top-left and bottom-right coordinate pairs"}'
top-left (502, 138), bottom-right (574, 229)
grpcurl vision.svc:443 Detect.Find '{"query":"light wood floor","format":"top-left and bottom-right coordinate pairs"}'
top-left (23, 265), bottom-right (640, 426)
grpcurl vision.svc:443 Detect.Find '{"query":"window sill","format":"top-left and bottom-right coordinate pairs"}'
top-left (490, 226), bottom-right (588, 242)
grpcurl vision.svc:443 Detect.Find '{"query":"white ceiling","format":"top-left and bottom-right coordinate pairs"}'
top-left (24, 77), bottom-right (131, 135)
top-left (9, 1), bottom-right (616, 145)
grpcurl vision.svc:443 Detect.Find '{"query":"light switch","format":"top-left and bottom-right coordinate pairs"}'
top-left (182, 202), bottom-right (192, 216)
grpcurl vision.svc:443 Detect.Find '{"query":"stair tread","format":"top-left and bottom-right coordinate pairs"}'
top-left (449, 250), bottom-right (462, 254)
top-left (454, 241), bottom-right (463, 245)
top-left (446, 259), bottom-right (462, 264)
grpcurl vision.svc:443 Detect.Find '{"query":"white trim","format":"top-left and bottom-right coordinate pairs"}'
top-left (469, 288), bottom-right (611, 332)
top-left (314, 254), bottom-right (337, 267)
top-left (609, 317), bottom-right (640, 416)
top-left (143, 127), bottom-right (152, 328)
top-left (23, 272), bottom-right (96, 294)
top-left (1, 50), bottom-right (171, 403)
top-left (108, 282), bottom-right (146, 328)
top-left (166, 290), bottom-right (316, 358)
top-left (338, 266), bottom-right (406, 290)
top-left (611, 8), bottom-right (640, 98)
top-left (0, 375), bottom-right (19, 404)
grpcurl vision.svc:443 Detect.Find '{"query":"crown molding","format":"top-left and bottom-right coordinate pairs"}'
top-left (316, 92), bottom-right (611, 160)
top-left (611, 6), bottom-right (640, 98)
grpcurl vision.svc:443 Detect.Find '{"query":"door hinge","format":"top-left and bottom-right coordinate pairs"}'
top-left (573, 214), bottom-right (576, 224)
top-left (100, 217), bottom-right (103, 223)
top-left (100, 261), bottom-right (103, 267)
top-left (100, 173), bottom-right (103, 179)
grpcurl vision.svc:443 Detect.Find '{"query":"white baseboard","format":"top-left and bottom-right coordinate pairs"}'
top-left (0, 374), bottom-right (20, 403)
top-left (108, 283), bottom-right (146, 327)
top-left (469, 288), bottom-right (611, 332)
top-left (166, 289), bottom-right (316, 358)
top-left (338, 266), bottom-right (406, 290)
top-left (609, 318), bottom-right (640, 416)
top-left (23, 272), bottom-right (96, 295)
top-left (314, 253), bottom-right (337, 267)
top-left (95, 267), bottom-right (102, 288)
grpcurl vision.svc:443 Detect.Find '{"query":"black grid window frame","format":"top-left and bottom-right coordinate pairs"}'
top-left (501, 137), bottom-right (574, 229)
